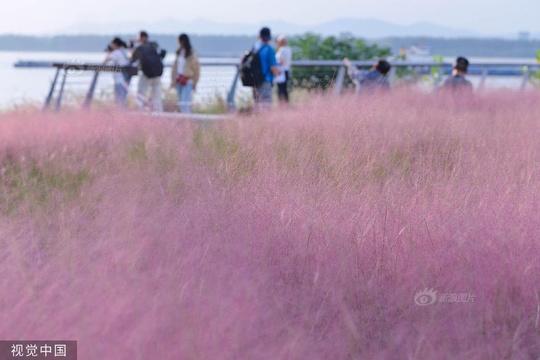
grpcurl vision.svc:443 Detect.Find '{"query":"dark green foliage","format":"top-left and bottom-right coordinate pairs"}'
top-left (288, 33), bottom-right (391, 90)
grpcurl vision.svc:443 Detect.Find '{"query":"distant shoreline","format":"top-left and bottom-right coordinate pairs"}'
top-left (1, 34), bottom-right (539, 58)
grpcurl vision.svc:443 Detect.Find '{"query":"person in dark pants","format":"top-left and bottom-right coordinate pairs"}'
top-left (275, 34), bottom-right (292, 103)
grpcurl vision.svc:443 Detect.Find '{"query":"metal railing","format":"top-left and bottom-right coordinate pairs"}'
top-left (43, 62), bottom-right (241, 111)
top-left (42, 60), bottom-right (540, 112)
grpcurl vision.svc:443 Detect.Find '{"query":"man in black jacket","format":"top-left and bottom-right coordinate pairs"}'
top-left (130, 31), bottom-right (165, 112)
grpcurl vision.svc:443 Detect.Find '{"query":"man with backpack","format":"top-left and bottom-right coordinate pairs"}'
top-left (130, 31), bottom-right (165, 112)
top-left (241, 27), bottom-right (281, 111)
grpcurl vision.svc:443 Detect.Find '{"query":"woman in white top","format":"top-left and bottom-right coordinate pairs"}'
top-left (105, 38), bottom-right (131, 108)
top-left (275, 34), bottom-right (292, 103)
top-left (171, 34), bottom-right (200, 113)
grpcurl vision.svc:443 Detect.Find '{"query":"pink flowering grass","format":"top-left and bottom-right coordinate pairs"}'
top-left (0, 91), bottom-right (539, 359)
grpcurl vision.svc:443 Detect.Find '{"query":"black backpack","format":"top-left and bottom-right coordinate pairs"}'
top-left (138, 42), bottom-right (164, 78)
top-left (240, 45), bottom-right (268, 87)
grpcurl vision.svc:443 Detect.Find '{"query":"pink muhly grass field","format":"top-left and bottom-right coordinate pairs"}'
top-left (0, 91), bottom-right (539, 359)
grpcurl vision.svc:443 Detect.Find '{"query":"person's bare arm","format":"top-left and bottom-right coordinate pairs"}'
top-left (130, 47), bottom-right (139, 63)
top-left (271, 66), bottom-right (281, 76)
top-left (343, 58), bottom-right (359, 81)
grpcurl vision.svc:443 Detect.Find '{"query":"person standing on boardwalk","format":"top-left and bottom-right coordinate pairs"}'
top-left (441, 56), bottom-right (473, 93)
top-left (130, 31), bottom-right (165, 112)
top-left (275, 34), bottom-right (292, 103)
top-left (252, 27), bottom-right (280, 110)
top-left (105, 37), bottom-right (131, 108)
top-left (171, 34), bottom-right (200, 114)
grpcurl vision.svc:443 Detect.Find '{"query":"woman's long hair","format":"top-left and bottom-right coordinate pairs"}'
top-left (112, 37), bottom-right (128, 48)
top-left (177, 34), bottom-right (192, 58)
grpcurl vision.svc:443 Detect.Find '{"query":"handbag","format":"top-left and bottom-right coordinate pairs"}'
top-left (123, 66), bottom-right (138, 76)
top-left (176, 74), bottom-right (190, 86)
top-left (121, 66), bottom-right (138, 84)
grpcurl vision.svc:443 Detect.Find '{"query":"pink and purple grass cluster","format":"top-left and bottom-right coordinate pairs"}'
top-left (1, 92), bottom-right (539, 359)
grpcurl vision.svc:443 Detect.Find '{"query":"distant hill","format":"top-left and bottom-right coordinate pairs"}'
top-left (0, 34), bottom-right (255, 58)
top-left (311, 18), bottom-right (479, 38)
top-left (57, 17), bottom-right (482, 38)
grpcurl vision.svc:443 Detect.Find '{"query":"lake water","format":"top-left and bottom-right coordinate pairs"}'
top-left (0, 51), bottom-right (537, 110)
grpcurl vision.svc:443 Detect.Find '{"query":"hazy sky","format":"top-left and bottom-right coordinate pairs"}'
top-left (2, 0), bottom-right (538, 35)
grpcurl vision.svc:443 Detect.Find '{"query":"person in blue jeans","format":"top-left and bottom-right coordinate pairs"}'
top-left (105, 37), bottom-right (131, 108)
top-left (171, 34), bottom-right (200, 113)
top-left (253, 27), bottom-right (281, 111)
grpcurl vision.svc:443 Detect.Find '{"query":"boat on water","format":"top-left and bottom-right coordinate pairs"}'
top-left (408, 45), bottom-right (431, 57)
top-left (404, 45), bottom-right (433, 62)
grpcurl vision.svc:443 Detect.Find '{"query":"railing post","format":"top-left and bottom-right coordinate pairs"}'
top-left (479, 67), bottom-right (489, 90)
top-left (54, 69), bottom-right (68, 112)
top-left (84, 70), bottom-right (100, 108)
top-left (433, 66), bottom-right (444, 89)
top-left (388, 66), bottom-right (397, 85)
top-left (333, 65), bottom-right (346, 96)
top-left (43, 67), bottom-right (61, 111)
top-left (227, 65), bottom-right (239, 111)
top-left (520, 67), bottom-right (531, 91)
